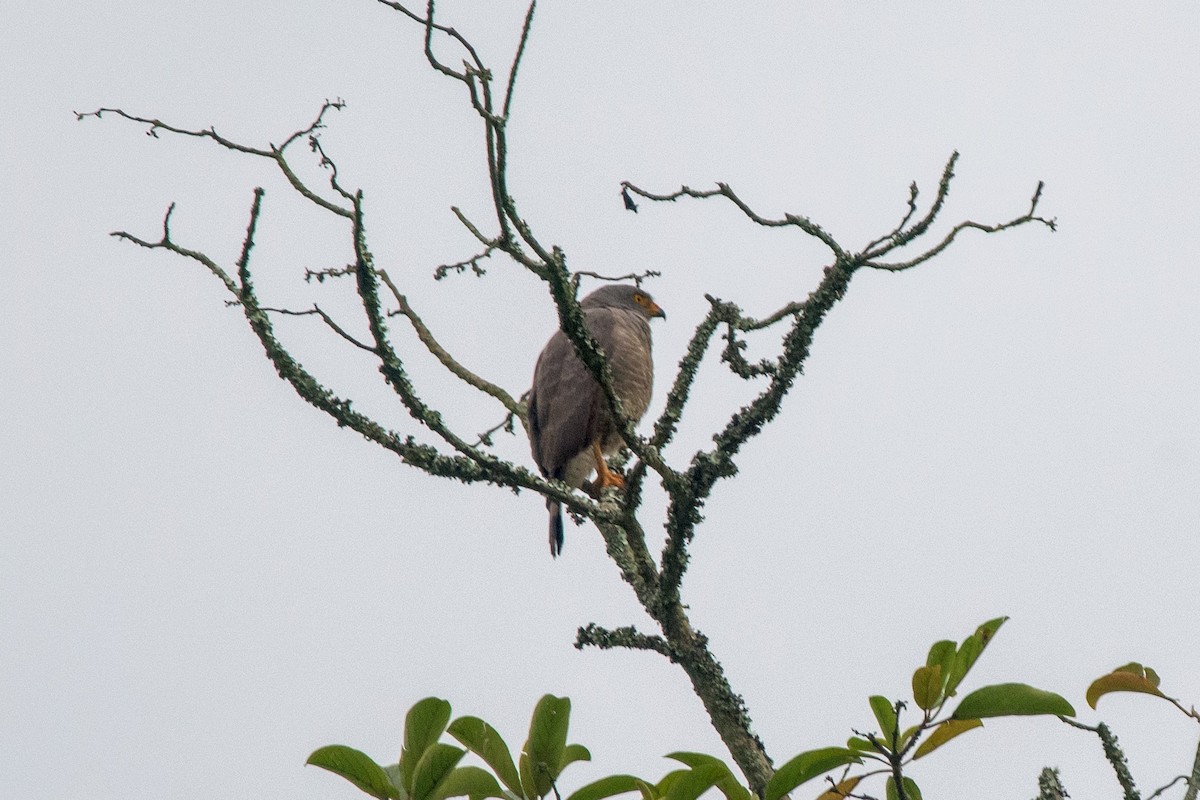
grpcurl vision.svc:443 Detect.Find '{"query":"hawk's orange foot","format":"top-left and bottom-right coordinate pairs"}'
top-left (596, 469), bottom-right (625, 490)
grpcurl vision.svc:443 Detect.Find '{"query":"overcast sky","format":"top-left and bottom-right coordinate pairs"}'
top-left (4, 2), bottom-right (1199, 799)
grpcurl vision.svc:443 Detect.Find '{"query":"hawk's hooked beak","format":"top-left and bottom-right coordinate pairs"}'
top-left (648, 301), bottom-right (666, 320)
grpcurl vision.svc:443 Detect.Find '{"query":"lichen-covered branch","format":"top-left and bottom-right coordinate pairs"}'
top-left (575, 624), bottom-right (671, 657)
top-left (1184, 736), bottom-right (1200, 800)
top-left (1060, 717), bottom-right (1141, 800)
top-left (1035, 767), bottom-right (1068, 800)
top-left (111, 192), bottom-right (601, 525)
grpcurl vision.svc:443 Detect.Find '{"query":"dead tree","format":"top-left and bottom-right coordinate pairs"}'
top-left (80, 2), bottom-right (1054, 793)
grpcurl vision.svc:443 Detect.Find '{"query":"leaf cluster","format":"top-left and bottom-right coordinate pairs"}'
top-left (315, 619), bottom-right (1200, 800)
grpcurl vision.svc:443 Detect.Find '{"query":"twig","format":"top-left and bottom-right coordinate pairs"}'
top-left (863, 178), bottom-right (1056, 271)
top-left (434, 244), bottom-right (497, 280)
top-left (1148, 776), bottom-right (1189, 800)
top-left (861, 181), bottom-right (920, 254)
top-left (78, 101), bottom-right (354, 218)
top-left (621, 180), bottom-right (846, 259)
top-left (374, 0), bottom-right (486, 83)
top-left (503, 1), bottom-right (537, 120)
top-left (304, 264), bottom-right (357, 283)
top-left (474, 404), bottom-right (525, 447)
top-left (575, 623), bottom-right (673, 658)
top-left (571, 269), bottom-right (662, 289)
top-left (376, 269), bottom-right (523, 418)
top-left (260, 305), bottom-right (377, 353)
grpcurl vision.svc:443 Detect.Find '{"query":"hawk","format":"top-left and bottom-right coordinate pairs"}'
top-left (528, 284), bottom-right (665, 556)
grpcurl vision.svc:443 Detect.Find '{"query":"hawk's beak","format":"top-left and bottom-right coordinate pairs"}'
top-left (649, 301), bottom-right (666, 320)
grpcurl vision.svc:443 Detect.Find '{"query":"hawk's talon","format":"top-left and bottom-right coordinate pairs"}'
top-left (591, 441), bottom-right (626, 491)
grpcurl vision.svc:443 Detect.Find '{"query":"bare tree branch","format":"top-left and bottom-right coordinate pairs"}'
top-left (621, 179), bottom-right (847, 260)
top-left (259, 305), bottom-right (377, 353)
top-left (863, 179), bottom-right (1056, 271)
top-left (377, 268), bottom-right (524, 418)
top-left (575, 623), bottom-right (672, 658)
top-left (1059, 717), bottom-right (1141, 800)
top-left (571, 269), bottom-right (662, 289)
top-left (79, 101), bottom-right (354, 218)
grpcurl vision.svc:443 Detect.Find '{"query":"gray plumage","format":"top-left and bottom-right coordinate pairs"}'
top-left (528, 284), bottom-right (665, 556)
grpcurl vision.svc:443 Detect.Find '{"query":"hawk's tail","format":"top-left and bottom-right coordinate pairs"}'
top-left (547, 499), bottom-right (565, 557)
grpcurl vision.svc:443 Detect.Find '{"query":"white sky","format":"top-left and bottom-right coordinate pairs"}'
top-left (4, 2), bottom-right (1199, 799)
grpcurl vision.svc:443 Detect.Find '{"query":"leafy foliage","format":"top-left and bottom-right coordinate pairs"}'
top-left (312, 619), bottom-right (1169, 800)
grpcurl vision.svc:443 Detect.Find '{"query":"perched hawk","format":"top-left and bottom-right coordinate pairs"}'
top-left (528, 285), bottom-right (665, 556)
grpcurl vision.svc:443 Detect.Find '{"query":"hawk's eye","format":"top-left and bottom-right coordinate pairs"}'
top-left (634, 293), bottom-right (647, 305)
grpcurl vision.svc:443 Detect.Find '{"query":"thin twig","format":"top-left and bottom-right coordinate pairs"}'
top-left (621, 180), bottom-right (846, 259)
top-left (260, 305), bottom-right (377, 353)
top-left (571, 269), bottom-right (662, 289)
top-left (474, 404), bottom-right (525, 447)
top-left (1148, 776), bottom-right (1189, 800)
top-left (503, 1), bottom-right (537, 120)
top-left (304, 264), bottom-right (357, 283)
top-left (863, 179), bottom-right (1056, 271)
top-left (376, 269), bottom-right (523, 417)
top-left (79, 102), bottom-right (354, 218)
top-left (861, 181), bottom-right (920, 254)
top-left (434, 244), bottom-right (497, 280)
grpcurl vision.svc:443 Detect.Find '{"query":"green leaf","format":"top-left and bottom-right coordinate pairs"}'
top-left (946, 637), bottom-right (980, 696)
top-left (565, 774), bottom-right (646, 800)
top-left (521, 695), bottom-right (572, 797)
top-left (885, 776), bottom-right (922, 800)
top-left (448, 716), bottom-right (522, 795)
top-left (653, 769), bottom-right (688, 798)
top-left (308, 745), bottom-right (401, 800)
top-left (562, 744), bottom-right (592, 770)
top-left (913, 718), bottom-right (983, 759)
top-left (974, 616), bottom-right (1007, 648)
top-left (412, 743), bottom-right (467, 800)
top-left (664, 753), bottom-right (752, 800)
top-left (925, 640), bottom-right (956, 671)
top-left (868, 696), bottom-right (898, 747)
top-left (662, 764), bottom-right (726, 800)
top-left (518, 751), bottom-right (536, 800)
top-left (925, 641), bottom-right (956, 696)
top-left (945, 617), bottom-right (1007, 697)
top-left (762, 748), bottom-right (862, 800)
top-left (402, 698), bottom-right (454, 793)
top-left (428, 766), bottom-right (508, 800)
top-left (1086, 665), bottom-right (1169, 709)
top-left (845, 737), bottom-right (875, 753)
top-left (951, 683), bottom-right (1075, 719)
top-left (911, 665), bottom-right (943, 711)
top-left (384, 764), bottom-right (407, 798)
